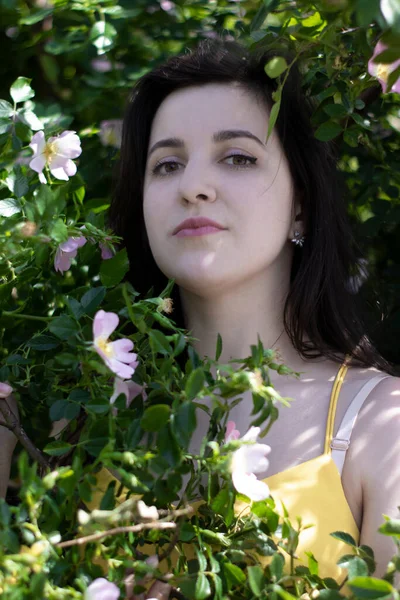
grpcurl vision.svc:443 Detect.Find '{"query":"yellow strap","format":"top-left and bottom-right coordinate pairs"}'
top-left (324, 359), bottom-right (349, 454)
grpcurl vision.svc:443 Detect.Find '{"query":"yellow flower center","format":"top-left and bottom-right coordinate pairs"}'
top-left (43, 141), bottom-right (57, 164)
top-left (96, 337), bottom-right (113, 357)
top-left (376, 63), bottom-right (390, 83)
top-left (104, 129), bottom-right (119, 146)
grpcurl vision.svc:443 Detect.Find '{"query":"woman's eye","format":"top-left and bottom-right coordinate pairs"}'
top-left (151, 153), bottom-right (257, 176)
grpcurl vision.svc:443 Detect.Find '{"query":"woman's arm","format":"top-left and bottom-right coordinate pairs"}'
top-left (352, 376), bottom-right (400, 581)
top-left (0, 395), bottom-right (19, 499)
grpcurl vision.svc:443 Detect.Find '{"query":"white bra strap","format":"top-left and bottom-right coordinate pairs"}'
top-left (331, 374), bottom-right (391, 476)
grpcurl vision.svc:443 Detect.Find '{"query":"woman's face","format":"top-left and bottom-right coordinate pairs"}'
top-left (143, 82), bottom-right (297, 296)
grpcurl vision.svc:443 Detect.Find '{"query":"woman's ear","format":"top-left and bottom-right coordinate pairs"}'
top-left (291, 192), bottom-right (305, 237)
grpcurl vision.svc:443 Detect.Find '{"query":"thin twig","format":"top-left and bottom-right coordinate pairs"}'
top-left (157, 517), bottom-right (183, 563)
top-left (156, 506), bottom-right (194, 520)
top-left (0, 400), bottom-right (49, 470)
top-left (56, 520), bottom-right (176, 548)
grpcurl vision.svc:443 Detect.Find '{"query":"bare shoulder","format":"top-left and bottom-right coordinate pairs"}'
top-left (351, 372), bottom-right (400, 444)
top-left (344, 372), bottom-right (400, 576)
top-left (344, 370), bottom-right (400, 504)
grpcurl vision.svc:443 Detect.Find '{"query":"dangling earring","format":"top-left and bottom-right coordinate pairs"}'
top-left (290, 230), bottom-right (305, 247)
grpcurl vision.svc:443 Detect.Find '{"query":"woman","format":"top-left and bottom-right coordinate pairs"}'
top-left (1, 36), bottom-right (399, 596)
top-left (108, 36), bottom-right (400, 588)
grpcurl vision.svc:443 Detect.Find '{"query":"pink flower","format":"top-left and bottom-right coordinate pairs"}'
top-left (29, 130), bottom-right (82, 184)
top-left (54, 235), bottom-right (87, 274)
top-left (93, 310), bottom-right (138, 380)
top-left (99, 240), bottom-right (114, 260)
top-left (368, 40), bottom-right (400, 94)
top-left (225, 420), bottom-right (240, 443)
top-left (0, 382), bottom-right (13, 399)
top-left (91, 58), bottom-right (124, 73)
top-left (230, 426), bottom-right (271, 502)
top-left (110, 377), bottom-right (147, 408)
top-left (99, 120), bottom-right (122, 148)
top-left (160, 0), bottom-right (175, 10)
top-left (84, 577), bottom-right (120, 600)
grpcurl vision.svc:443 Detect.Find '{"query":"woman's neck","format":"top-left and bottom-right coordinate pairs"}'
top-left (178, 271), bottom-right (311, 379)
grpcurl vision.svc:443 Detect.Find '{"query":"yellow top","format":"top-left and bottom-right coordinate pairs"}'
top-left (85, 361), bottom-right (359, 581)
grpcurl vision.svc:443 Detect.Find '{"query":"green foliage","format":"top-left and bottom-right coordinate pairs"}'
top-left (0, 0), bottom-right (399, 598)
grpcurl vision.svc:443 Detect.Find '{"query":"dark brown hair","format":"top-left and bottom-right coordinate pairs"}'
top-left (109, 36), bottom-right (395, 375)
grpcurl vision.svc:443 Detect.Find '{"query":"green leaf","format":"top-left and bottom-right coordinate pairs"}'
top-left (211, 486), bottom-right (231, 516)
top-left (10, 77), bottom-right (35, 104)
top-left (0, 99), bottom-right (13, 118)
top-left (48, 315), bottom-right (78, 340)
top-left (200, 529), bottom-right (231, 547)
top-left (330, 531), bottom-right (357, 547)
top-left (43, 440), bottom-right (73, 456)
top-left (195, 573), bottom-right (211, 600)
top-left (223, 563), bottom-right (246, 590)
top-left (306, 551), bottom-right (319, 576)
top-left (347, 577), bottom-right (394, 599)
top-left (347, 557), bottom-right (369, 579)
top-left (49, 400), bottom-right (69, 421)
top-left (157, 425), bottom-right (182, 467)
top-left (248, 565), bottom-right (264, 595)
top-left (185, 367), bottom-right (205, 401)
top-left (215, 332), bottom-right (222, 360)
top-left (272, 585), bottom-right (297, 600)
top-left (0, 117), bottom-right (11, 134)
top-left (99, 247), bottom-right (129, 287)
top-left (378, 518), bottom-right (400, 536)
top-left (27, 334), bottom-right (60, 351)
top-left (80, 287), bottom-right (106, 315)
top-left (148, 329), bottom-right (172, 355)
top-left (49, 219), bottom-right (68, 243)
top-left (30, 573), bottom-right (46, 596)
top-left (264, 57), bottom-right (288, 78)
top-left (140, 404), bottom-right (171, 432)
top-left (0, 499), bottom-right (11, 526)
top-left (172, 401), bottom-right (197, 446)
top-left (270, 552), bottom-right (285, 581)
top-left (268, 99), bottom-right (281, 138)
top-left (323, 104), bottom-right (348, 118)
top-left (318, 591), bottom-right (344, 600)
top-left (19, 8), bottom-right (53, 25)
top-left (343, 127), bottom-right (360, 148)
top-left (0, 198), bottom-right (21, 217)
top-left (196, 547), bottom-right (208, 572)
top-left (315, 121), bottom-right (343, 141)
top-left (355, 0), bottom-right (380, 27)
top-left (250, 0), bottom-right (279, 31)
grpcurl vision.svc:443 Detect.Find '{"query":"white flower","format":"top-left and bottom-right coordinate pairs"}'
top-left (84, 577), bottom-right (120, 600)
top-left (92, 310), bottom-right (138, 380)
top-left (230, 426), bottom-right (271, 502)
top-left (29, 130), bottom-right (82, 184)
top-left (109, 377), bottom-right (146, 408)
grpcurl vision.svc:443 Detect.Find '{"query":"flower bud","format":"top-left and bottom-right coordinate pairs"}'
top-left (19, 221), bottom-right (37, 237)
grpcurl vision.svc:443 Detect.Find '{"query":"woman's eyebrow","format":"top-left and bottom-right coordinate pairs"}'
top-left (147, 129), bottom-right (266, 158)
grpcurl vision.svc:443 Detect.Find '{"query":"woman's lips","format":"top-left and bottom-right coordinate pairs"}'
top-left (175, 226), bottom-right (225, 237)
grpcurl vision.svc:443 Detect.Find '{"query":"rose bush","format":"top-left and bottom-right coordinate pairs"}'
top-left (0, 1), bottom-right (400, 599)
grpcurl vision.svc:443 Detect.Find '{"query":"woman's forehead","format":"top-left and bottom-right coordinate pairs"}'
top-left (147, 84), bottom-right (272, 151)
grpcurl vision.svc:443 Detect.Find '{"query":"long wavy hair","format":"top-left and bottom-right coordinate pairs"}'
top-left (108, 36), bottom-right (395, 375)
